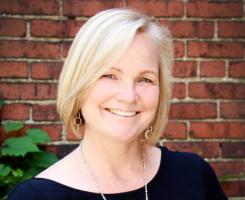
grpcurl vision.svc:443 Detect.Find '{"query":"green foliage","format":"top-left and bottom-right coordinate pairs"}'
top-left (3, 121), bottom-right (24, 133)
top-left (0, 100), bottom-right (59, 200)
top-left (2, 136), bottom-right (40, 157)
top-left (27, 129), bottom-right (50, 144)
top-left (0, 99), bottom-right (4, 110)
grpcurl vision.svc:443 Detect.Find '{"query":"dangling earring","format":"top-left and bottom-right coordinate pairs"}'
top-left (74, 111), bottom-right (83, 134)
top-left (144, 125), bottom-right (153, 140)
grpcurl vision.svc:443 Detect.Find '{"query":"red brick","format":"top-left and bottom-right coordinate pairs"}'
top-left (222, 181), bottom-right (245, 197)
top-left (190, 122), bottom-right (245, 139)
top-left (44, 145), bottom-right (58, 155)
top-left (27, 124), bottom-right (62, 141)
top-left (189, 83), bottom-right (245, 99)
top-left (162, 122), bottom-right (187, 139)
top-left (31, 62), bottom-right (62, 80)
top-left (169, 103), bottom-right (216, 119)
top-left (173, 41), bottom-right (184, 58)
top-left (187, 2), bottom-right (242, 18)
top-left (67, 128), bottom-right (77, 141)
top-left (31, 20), bottom-right (85, 38)
top-left (188, 42), bottom-right (244, 58)
top-left (0, 83), bottom-right (57, 100)
top-left (1, 103), bottom-right (29, 120)
top-left (164, 142), bottom-right (221, 158)
top-left (63, 42), bottom-right (72, 58)
top-left (222, 142), bottom-right (245, 158)
top-left (0, 0), bottom-right (59, 15)
top-left (172, 83), bottom-right (185, 99)
top-left (56, 144), bottom-right (78, 158)
top-left (160, 21), bottom-right (214, 38)
top-left (210, 161), bottom-right (244, 178)
top-left (229, 61), bottom-right (245, 78)
top-left (127, 0), bottom-right (184, 17)
top-left (0, 124), bottom-right (27, 140)
top-left (218, 22), bottom-right (245, 38)
top-left (194, 21), bottom-right (214, 38)
top-left (0, 18), bottom-right (26, 36)
top-left (0, 41), bottom-right (61, 59)
top-left (0, 127), bottom-right (4, 142)
top-left (32, 104), bottom-right (59, 121)
top-left (63, 0), bottom-right (124, 16)
top-left (67, 126), bottom-right (84, 141)
top-left (173, 61), bottom-right (196, 77)
top-left (0, 61), bottom-right (28, 78)
top-left (200, 61), bottom-right (225, 77)
top-left (220, 102), bottom-right (245, 119)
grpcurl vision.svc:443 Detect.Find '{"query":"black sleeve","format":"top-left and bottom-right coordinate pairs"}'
top-left (8, 181), bottom-right (44, 200)
top-left (202, 159), bottom-right (228, 200)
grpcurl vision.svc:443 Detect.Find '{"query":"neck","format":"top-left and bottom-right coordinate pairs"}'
top-left (80, 128), bottom-right (145, 178)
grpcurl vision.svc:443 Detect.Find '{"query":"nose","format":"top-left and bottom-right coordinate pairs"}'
top-left (117, 83), bottom-right (139, 104)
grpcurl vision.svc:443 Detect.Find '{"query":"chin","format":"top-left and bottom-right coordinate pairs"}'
top-left (105, 128), bottom-right (142, 143)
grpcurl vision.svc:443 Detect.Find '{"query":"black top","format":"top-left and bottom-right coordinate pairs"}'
top-left (8, 146), bottom-right (227, 200)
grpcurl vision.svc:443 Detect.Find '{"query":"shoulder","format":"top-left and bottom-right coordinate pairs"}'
top-left (8, 148), bottom-right (82, 200)
top-left (8, 178), bottom-right (54, 200)
top-left (160, 146), bottom-right (206, 165)
top-left (159, 146), bottom-right (227, 199)
top-left (36, 147), bottom-right (81, 183)
top-left (159, 146), bottom-right (213, 177)
top-left (35, 147), bottom-right (93, 192)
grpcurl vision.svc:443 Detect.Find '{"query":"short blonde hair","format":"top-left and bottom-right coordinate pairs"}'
top-left (57, 8), bottom-right (173, 145)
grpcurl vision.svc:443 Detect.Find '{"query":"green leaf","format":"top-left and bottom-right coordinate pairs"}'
top-left (27, 129), bottom-right (50, 144)
top-left (1, 136), bottom-right (40, 157)
top-left (22, 167), bottom-right (40, 180)
top-left (2, 121), bottom-right (24, 133)
top-left (2, 174), bottom-right (15, 184)
top-left (0, 164), bottom-right (11, 177)
top-left (11, 168), bottom-right (24, 178)
top-left (0, 163), bottom-right (4, 170)
top-left (31, 151), bottom-right (58, 168)
top-left (1, 195), bottom-right (7, 200)
top-left (0, 98), bottom-right (4, 109)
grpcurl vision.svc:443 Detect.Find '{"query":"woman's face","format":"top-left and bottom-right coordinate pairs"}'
top-left (81, 33), bottom-right (160, 143)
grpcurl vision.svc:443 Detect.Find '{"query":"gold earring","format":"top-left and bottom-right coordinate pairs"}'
top-left (144, 125), bottom-right (153, 140)
top-left (74, 111), bottom-right (83, 133)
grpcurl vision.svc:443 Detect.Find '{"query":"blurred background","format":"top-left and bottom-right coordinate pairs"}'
top-left (0, 0), bottom-right (244, 199)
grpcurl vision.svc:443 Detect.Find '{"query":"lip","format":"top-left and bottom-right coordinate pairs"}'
top-left (104, 108), bottom-right (140, 117)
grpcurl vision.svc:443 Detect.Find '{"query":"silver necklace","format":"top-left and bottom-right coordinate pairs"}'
top-left (80, 141), bottom-right (149, 200)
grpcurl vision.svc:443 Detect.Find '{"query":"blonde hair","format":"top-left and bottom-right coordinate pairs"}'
top-left (57, 8), bottom-right (173, 145)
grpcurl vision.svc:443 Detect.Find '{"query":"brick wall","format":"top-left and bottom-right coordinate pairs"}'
top-left (0, 0), bottom-right (244, 198)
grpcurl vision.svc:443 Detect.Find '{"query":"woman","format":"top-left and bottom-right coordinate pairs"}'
top-left (8, 8), bottom-right (227, 200)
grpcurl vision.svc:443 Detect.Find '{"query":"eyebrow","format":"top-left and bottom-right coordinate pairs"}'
top-left (139, 70), bottom-right (158, 77)
top-left (110, 67), bottom-right (158, 77)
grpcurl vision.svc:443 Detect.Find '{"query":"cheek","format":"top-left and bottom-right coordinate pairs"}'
top-left (138, 86), bottom-right (159, 110)
top-left (81, 81), bottom-right (117, 109)
top-left (92, 81), bottom-right (118, 97)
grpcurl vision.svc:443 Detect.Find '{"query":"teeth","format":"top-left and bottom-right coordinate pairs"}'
top-left (107, 108), bottom-right (137, 117)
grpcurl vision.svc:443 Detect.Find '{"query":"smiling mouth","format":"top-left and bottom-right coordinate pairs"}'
top-left (105, 108), bottom-right (139, 117)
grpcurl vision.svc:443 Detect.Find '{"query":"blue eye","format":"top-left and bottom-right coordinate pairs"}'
top-left (139, 77), bottom-right (153, 83)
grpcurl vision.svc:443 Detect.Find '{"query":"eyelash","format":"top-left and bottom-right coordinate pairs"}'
top-left (138, 77), bottom-right (153, 83)
top-left (101, 74), bottom-right (153, 84)
top-left (101, 74), bottom-right (116, 79)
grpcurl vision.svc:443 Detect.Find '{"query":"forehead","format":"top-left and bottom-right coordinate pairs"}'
top-left (111, 33), bottom-right (159, 74)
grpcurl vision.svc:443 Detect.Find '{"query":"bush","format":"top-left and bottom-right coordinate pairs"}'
top-left (0, 99), bottom-right (58, 200)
